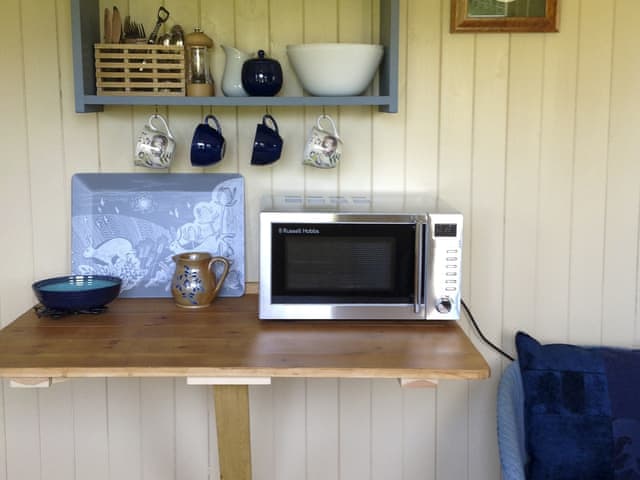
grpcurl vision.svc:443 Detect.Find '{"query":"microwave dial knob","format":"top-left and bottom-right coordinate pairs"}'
top-left (435, 297), bottom-right (452, 314)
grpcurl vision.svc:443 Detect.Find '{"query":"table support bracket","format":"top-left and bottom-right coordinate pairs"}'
top-left (213, 385), bottom-right (252, 480)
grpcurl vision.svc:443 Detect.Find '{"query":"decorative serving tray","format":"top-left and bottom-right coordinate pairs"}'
top-left (71, 173), bottom-right (245, 298)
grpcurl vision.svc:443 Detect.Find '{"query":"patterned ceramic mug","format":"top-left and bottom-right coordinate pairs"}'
top-left (135, 114), bottom-right (176, 169)
top-left (303, 114), bottom-right (342, 169)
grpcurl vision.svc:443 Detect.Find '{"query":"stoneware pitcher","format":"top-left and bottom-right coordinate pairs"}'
top-left (221, 45), bottom-right (250, 97)
top-left (171, 252), bottom-right (230, 308)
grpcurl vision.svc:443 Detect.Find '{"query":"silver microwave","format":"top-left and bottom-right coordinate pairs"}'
top-left (258, 195), bottom-right (463, 320)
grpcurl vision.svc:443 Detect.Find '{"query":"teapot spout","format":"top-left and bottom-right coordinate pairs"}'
top-left (221, 45), bottom-right (250, 97)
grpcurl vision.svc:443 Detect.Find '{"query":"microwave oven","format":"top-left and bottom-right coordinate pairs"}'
top-left (258, 195), bottom-right (463, 320)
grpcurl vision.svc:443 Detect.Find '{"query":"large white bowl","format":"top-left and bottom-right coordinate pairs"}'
top-left (287, 43), bottom-right (384, 97)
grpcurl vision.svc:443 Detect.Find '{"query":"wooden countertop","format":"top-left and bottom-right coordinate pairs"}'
top-left (0, 295), bottom-right (490, 381)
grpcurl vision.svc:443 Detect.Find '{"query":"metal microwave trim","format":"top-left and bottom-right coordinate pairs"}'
top-left (259, 210), bottom-right (462, 321)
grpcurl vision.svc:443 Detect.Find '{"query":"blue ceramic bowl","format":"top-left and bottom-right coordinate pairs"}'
top-left (32, 275), bottom-right (122, 311)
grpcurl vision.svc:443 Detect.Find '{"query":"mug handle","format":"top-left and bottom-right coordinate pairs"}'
top-left (149, 114), bottom-right (175, 140)
top-left (262, 114), bottom-right (279, 134)
top-left (204, 114), bottom-right (222, 133)
top-left (208, 256), bottom-right (230, 299)
top-left (317, 114), bottom-right (340, 142)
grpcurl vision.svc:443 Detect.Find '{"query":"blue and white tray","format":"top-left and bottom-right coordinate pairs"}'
top-left (71, 173), bottom-right (245, 298)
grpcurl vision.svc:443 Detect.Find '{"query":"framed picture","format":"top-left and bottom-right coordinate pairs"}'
top-left (451, 0), bottom-right (558, 33)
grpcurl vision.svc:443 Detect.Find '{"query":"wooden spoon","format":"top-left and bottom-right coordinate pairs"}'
top-left (103, 7), bottom-right (112, 44)
top-left (111, 6), bottom-right (122, 43)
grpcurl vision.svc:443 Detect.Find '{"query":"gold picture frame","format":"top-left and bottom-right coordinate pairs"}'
top-left (451, 0), bottom-right (558, 33)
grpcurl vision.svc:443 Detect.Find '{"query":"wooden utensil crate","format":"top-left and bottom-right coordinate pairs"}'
top-left (95, 44), bottom-right (185, 96)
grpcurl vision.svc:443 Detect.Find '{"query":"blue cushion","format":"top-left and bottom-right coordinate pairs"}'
top-left (516, 331), bottom-right (640, 480)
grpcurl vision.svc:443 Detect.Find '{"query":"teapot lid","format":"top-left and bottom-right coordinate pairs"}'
top-left (185, 28), bottom-right (213, 48)
top-left (246, 50), bottom-right (279, 64)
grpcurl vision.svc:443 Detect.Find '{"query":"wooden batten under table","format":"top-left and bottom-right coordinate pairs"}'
top-left (0, 295), bottom-right (490, 480)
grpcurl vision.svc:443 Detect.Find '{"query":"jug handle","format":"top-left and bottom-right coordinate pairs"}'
top-left (208, 256), bottom-right (230, 298)
top-left (149, 114), bottom-right (175, 140)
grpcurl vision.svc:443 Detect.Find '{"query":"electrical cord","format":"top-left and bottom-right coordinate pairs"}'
top-left (461, 299), bottom-right (514, 362)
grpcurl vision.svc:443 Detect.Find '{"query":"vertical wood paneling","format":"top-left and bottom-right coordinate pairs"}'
top-left (73, 379), bottom-right (109, 480)
top-left (39, 385), bottom-right (75, 480)
top-left (371, 380), bottom-right (402, 480)
top-left (0, 0), bottom-right (33, 325)
top-left (568, 0), bottom-right (614, 345)
top-left (4, 389), bottom-right (40, 480)
top-left (405, 0), bottom-right (441, 196)
top-left (141, 378), bottom-right (175, 480)
top-left (501, 35), bottom-right (545, 351)
top-left (273, 379), bottom-right (306, 480)
top-left (403, 388), bottom-right (436, 480)
top-left (175, 381), bottom-right (209, 480)
top-left (249, 384), bottom-right (275, 480)
top-left (602, 0), bottom-right (640, 347)
top-left (339, 379), bottom-right (371, 479)
top-left (535, 0), bottom-right (579, 342)
top-left (3, 1), bottom-right (640, 480)
top-left (306, 379), bottom-right (338, 480)
top-left (107, 379), bottom-right (142, 480)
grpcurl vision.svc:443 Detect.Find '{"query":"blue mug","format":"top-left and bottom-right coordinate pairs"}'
top-left (191, 115), bottom-right (226, 167)
top-left (251, 114), bottom-right (283, 166)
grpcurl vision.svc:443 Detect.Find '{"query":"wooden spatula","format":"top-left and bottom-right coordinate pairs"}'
top-left (111, 6), bottom-right (122, 43)
top-left (103, 7), bottom-right (112, 44)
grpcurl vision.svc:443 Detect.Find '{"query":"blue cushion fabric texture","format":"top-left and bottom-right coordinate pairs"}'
top-left (516, 331), bottom-right (640, 480)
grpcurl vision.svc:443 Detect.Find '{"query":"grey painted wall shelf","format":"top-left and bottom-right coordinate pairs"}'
top-left (71, 0), bottom-right (399, 114)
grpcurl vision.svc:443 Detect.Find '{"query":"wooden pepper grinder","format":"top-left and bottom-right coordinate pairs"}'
top-left (185, 28), bottom-right (215, 96)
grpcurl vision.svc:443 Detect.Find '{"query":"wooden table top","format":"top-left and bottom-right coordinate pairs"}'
top-left (0, 295), bottom-right (490, 380)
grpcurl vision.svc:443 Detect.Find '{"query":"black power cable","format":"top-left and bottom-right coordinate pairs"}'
top-left (461, 299), bottom-right (514, 362)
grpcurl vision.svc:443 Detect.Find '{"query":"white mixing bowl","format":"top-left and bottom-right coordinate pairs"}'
top-left (287, 43), bottom-right (384, 96)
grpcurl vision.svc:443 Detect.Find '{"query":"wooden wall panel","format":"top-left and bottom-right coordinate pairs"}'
top-left (535, 0), bottom-right (579, 342)
top-left (568, 0), bottom-right (614, 345)
top-left (3, 1), bottom-right (640, 480)
top-left (602, 0), bottom-right (640, 347)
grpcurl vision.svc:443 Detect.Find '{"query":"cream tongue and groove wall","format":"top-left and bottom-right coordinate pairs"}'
top-left (1, 0), bottom-right (639, 479)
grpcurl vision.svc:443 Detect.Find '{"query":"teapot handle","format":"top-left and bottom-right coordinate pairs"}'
top-left (208, 256), bottom-right (230, 298)
top-left (317, 114), bottom-right (341, 142)
top-left (148, 114), bottom-right (175, 140)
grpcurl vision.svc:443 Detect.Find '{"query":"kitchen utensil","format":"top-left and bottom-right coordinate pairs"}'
top-left (123, 16), bottom-right (146, 42)
top-left (191, 115), bottom-right (226, 167)
top-left (147, 6), bottom-right (170, 44)
top-left (287, 43), bottom-right (383, 96)
top-left (303, 114), bottom-right (342, 168)
top-left (103, 8), bottom-right (112, 43)
top-left (169, 25), bottom-right (184, 46)
top-left (221, 45), bottom-right (250, 97)
top-left (111, 6), bottom-right (123, 43)
top-left (33, 275), bottom-right (122, 311)
top-left (251, 114), bottom-right (283, 166)
top-left (241, 50), bottom-right (283, 96)
top-left (185, 29), bottom-right (215, 96)
top-left (171, 252), bottom-right (230, 308)
top-left (135, 113), bottom-right (176, 168)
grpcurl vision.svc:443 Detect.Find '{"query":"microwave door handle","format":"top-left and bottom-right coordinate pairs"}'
top-left (414, 223), bottom-right (424, 314)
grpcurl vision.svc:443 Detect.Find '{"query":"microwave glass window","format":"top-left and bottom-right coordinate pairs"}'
top-left (271, 223), bottom-right (416, 304)
top-left (285, 237), bottom-right (394, 291)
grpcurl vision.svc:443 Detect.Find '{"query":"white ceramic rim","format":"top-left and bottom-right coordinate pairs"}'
top-left (286, 43), bottom-right (383, 50)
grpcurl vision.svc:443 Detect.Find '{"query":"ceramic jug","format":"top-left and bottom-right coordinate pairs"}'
top-left (171, 252), bottom-right (230, 308)
top-left (221, 45), bottom-right (250, 97)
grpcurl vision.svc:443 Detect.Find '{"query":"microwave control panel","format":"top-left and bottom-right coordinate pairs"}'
top-left (426, 213), bottom-right (463, 320)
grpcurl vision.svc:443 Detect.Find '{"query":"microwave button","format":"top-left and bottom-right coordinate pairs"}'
top-left (445, 272), bottom-right (456, 276)
top-left (446, 265), bottom-right (457, 269)
top-left (435, 297), bottom-right (452, 313)
top-left (446, 257), bottom-right (458, 261)
top-left (445, 279), bottom-right (456, 284)
top-left (445, 287), bottom-right (456, 292)
top-left (447, 249), bottom-right (458, 254)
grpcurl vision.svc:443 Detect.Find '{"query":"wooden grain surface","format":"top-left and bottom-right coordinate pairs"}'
top-left (0, 295), bottom-right (490, 380)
